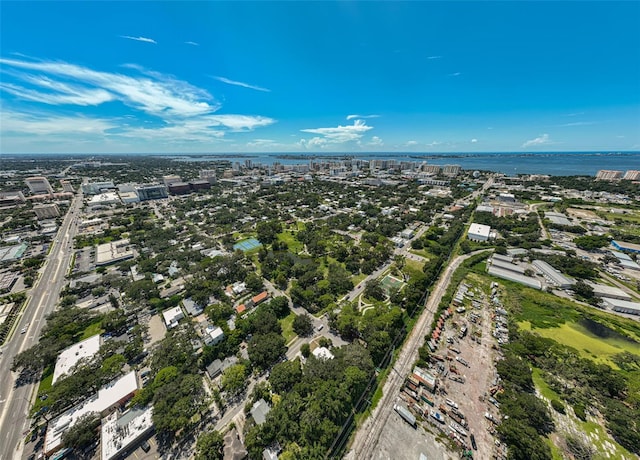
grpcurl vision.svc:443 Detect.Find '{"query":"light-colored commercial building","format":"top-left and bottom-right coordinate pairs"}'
top-left (82, 181), bottom-right (116, 195)
top-left (33, 203), bottom-right (60, 220)
top-left (44, 372), bottom-right (138, 455)
top-left (60, 180), bottom-right (75, 193)
top-left (467, 223), bottom-right (491, 242)
top-left (52, 335), bottom-right (101, 385)
top-left (25, 176), bottom-right (53, 195)
top-left (95, 239), bottom-right (134, 266)
top-left (136, 184), bottom-right (168, 201)
top-left (101, 407), bottom-right (154, 460)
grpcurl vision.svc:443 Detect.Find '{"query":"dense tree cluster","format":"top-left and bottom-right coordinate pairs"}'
top-left (245, 344), bottom-right (375, 459)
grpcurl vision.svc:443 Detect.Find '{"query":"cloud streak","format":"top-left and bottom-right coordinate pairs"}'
top-left (427, 55), bottom-right (442, 60)
top-left (0, 56), bottom-right (276, 147)
top-left (184, 41), bottom-right (199, 46)
top-left (120, 35), bottom-right (157, 44)
top-left (522, 133), bottom-right (552, 149)
top-left (213, 76), bottom-right (270, 92)
top-left (346, 114), bottom-right (379, 120)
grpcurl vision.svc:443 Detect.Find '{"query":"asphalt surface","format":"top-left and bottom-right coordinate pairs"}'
top-left (0, 193), bottom-right (82, 460)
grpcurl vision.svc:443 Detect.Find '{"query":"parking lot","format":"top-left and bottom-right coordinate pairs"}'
top-left (391, 276), bottom-right (508, 459)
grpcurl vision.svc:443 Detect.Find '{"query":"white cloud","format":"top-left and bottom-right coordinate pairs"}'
top-left (471, 138), bottom-right (478, 143)
top-left (406, 140), bottom-right (418, 146)
top-left (448, 72), bottom-right (461, 77)
top-left (369, 136), bottom-right (383, 146)
top-left (120, 35), bottom-right (157, 44)
top-left (0, 78), bottom-right (114, 106)
top-left (426, 141), bottom-right (442, 147)
top-left (185, 41), bottom-right (199, 46)
top-left (522, 133), bottom-right (552, 149)
top-left (0, 57), bottom-right (218, 118)
top-left (564, 112), bottom-right (584, 117)
top-left (213, 76), bottom-right (270, 92)
top-left (557, 121), bottom-right (596, 127)
top-left (346, 114), bottom-right (380, 120)
top-left (0, 57), bottom-right (277, 149)
top-left (301, 119), bottom-right (373, 144)
top-left (206, 114), bottom-right (275, 131)
top-left (427, 55), bottom-right (442, 60)
top-left (1, 109), bottom-right (117, 136)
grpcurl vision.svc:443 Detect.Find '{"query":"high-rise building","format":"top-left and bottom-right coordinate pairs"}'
top-left (25, 176), bottom-right (53, 195)
top-left (162, 175), bottom-right (182, 187)
top-left (81, 181), bottom-right (115, 195)
top-left (623, 170), bottom-right (640, 181)
top-left (136, 184), bottom-right (168, 201)
top-left (442, 165), bottom-right (461, 176)
top-left (33, 203), bottom-right (60, 220)
top-left (199, 170), bottom-right (218, 184)
top-left (60, 180), bottom-right (75, 193)
top-left (596, 170), bottom-right (623, 180)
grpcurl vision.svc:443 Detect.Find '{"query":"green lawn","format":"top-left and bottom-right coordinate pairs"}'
top-left (404, 258), bottom-right (424, 275)
top-left (277, 231), bottom-right (304, 254)
top-left (351, 273), bottom-right (367, 286)
top-left (280, 311), bottom-right (297, 343)
top-left (522, 321), bottom-right (640, 369)
top-left (81, 320), bottom-right (104, 340)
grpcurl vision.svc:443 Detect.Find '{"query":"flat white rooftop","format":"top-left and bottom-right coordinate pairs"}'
top-left (96, 239), bottom-right (134, 266)
top-left (468, 223), bottom-right (491, 238)
top-left (52, 335), bottom-right (101, 385)
top-left (101, 407), bottom-right (154, 460)
top-left (45, 371), bottom-right (138, 454)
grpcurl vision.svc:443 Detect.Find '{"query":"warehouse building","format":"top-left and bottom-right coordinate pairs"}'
top-left (545, 211), bottom-right (572, 226)
top-left (587, 282), bottom-right (632, 301)
top-left (602, 298), bottom-right (640, 316)
top-left (532, 260), bottom-right (575, 289)
top-left (611, 240), bottom-right (640, 254)
top-left (467, 223), bottom-right (491, 242)
top-left (487, 265), bottom-right (542, 290)
top-left (489, 258), bottom-right (528, 275)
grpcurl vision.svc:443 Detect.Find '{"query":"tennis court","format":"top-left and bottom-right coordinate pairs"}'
top-left (233, 238), bottom-right (263, 252)
top-left (381, 274), bottom-right (404, 293)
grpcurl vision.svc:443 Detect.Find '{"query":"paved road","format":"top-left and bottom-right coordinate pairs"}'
top-left (0, 194), bottom-right (82, 460)
top-left (345, 250), bottom-right (491, 460)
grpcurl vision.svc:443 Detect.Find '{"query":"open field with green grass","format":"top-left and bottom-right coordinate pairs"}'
top-left (81, 320), bottom-right (103, 340)
top-left (404, 258), bottom-right (424, 275)
top-left (277, 230), bottom-right (304, 254)
top-left (280, 311), bottom-right (297, 343)
top-left (519, 320), bottom-right (640, 369)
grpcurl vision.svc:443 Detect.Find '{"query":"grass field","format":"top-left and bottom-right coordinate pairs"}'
top-left (280, 311), bottom-right (297, 343)
top-left (81, 320), bottom-right (103, 340)
top-left (404, 258), bottom-right (425, 275)
top-left (277, 231), bottom-right (304, 254)
top-left (520, 320), bottom-right (640, 369)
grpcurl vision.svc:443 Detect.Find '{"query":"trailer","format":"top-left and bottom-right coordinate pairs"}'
top-left (394, 404), bottom-right (417, 427)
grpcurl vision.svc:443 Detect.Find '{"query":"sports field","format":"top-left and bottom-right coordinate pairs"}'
top-left (233, 238), bottom-right (262, 252)
top-left (381, 274), bottom-right (404, 293)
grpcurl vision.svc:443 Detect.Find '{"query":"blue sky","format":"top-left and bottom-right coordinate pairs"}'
top-left (1, 1), bottom-right (639, 154)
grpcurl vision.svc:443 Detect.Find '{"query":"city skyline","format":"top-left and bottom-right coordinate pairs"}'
top-left (1, 1), bottom-right (639, 154)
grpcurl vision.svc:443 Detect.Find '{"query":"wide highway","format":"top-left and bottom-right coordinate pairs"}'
top-left (0, 193), bottom-right (82, 460)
